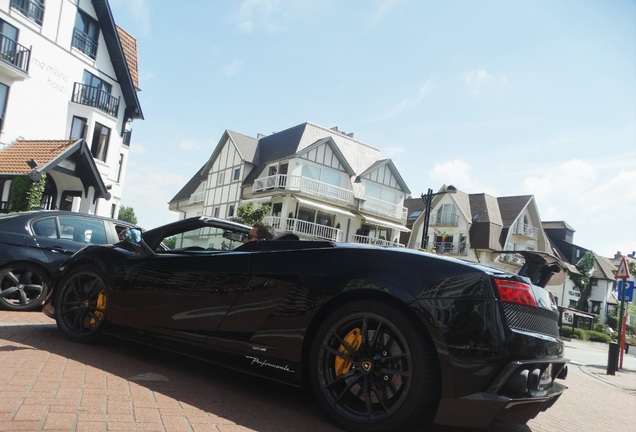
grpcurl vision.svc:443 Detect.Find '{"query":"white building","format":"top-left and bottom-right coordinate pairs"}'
top-left (169, 122), bottom-right (412, 246)
top-left (0, 0), bottom-right (142, 217)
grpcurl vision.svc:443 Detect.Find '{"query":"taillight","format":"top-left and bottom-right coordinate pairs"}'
top-left (495, 279), bottom-right (537, 307)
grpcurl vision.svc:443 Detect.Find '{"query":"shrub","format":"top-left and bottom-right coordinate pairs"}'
top-left (585, 331), bottom-right (612, 343)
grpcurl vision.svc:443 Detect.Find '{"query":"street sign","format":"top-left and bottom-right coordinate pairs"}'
top-left (618, 280), bottom-right (634, 302)
top-left (616, 257), bottom-right (630, 279)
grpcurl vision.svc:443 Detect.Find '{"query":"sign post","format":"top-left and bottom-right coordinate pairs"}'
top-left (615, 257), bottom-right (631, 370)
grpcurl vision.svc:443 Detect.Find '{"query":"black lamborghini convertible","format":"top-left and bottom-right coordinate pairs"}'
top-left (44, 216), bottom-right (567, 432)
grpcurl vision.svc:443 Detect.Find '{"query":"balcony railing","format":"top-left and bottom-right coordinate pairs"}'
top-left (430, 213), bottom-right (459, 226)
top-left (0, 34), bottom-right (30, 73)
top-left (253, 174), bottom-right (354, 204)
top-left (360, 196), bottom-right (408, 221)
top-left (431, 241), bottom-right (467, 255)
top-left (264, 216), bottom-right (343, 242)
top-left (351, 234), bottom-right (404, 248)
top-left (512, 222), bottom-right (538, 239)
top-left (72, 28), bottom-right (97, 59)
top-left (10, 0), bottom-right (44, 25)
top-left (72, 82), bottom-right (119, 117)
top-left (189, 191), bottom-right (205, 205)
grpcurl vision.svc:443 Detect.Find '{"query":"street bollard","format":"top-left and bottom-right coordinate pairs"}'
top-left (607, 342), bottom-right (619, 375)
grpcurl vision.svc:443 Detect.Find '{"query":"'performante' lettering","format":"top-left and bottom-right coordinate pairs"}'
top-left (245, 356), bottom-right (294, 373)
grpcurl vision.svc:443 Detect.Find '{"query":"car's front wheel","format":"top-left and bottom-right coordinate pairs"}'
top-left (309, 300), bottom-right (439, 432)
top-left (55, 266), bottom-right (109, 343)
top-left (0, 263), bottom-right (49, 311)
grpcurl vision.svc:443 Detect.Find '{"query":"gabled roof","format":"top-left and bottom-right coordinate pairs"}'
top-left (92, 0), bottom-right (143, 122)
top-left (497, 195), bottom-right (533, 227)
top-left (358, 159), bottom-right (411, 194)
top-left (169, 164), bottom-right (207, 203)
top-left (0, 139), bottom-right (110, 199)
top-left (297, 137), bottom-right (355, 176)
top-left (542, 220), bottom-right (575, 231)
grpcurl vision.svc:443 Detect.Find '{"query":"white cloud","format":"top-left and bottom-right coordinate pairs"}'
top-left (179, 139), bottom-right (201, 151)
top-left (463, 69), bottom-right (490, 94)
top-left (224, 60), bottom-right (243, 77)
top-left (235, 0), bottom-right (287, 33)
top-left (384, 145), bottom-right (405, 157)
top-left (429, 159), bottom-right (473, 189)
top-left (121, 167), bottom-right (182, 230)
top-left (367, 0), bottom-right (402, 28)
top-left (371, 78), bottom-right (433, 121)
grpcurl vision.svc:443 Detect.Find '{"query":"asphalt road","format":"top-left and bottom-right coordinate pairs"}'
top-left (0, 311), bottom-right (634, 432)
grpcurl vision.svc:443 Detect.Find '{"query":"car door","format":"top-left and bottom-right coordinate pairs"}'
top-left (31, 216), bottom-right (108, 266)
top-left (109, 248), bottom-right (251, 344)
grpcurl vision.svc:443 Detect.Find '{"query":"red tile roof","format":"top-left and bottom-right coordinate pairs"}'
top-left (116, 25), bottom-right (140, 90)
top-left (0, 140), bottom-right (76, 174)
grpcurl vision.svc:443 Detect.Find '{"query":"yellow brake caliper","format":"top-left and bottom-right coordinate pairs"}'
top-left (335, 328), bottom-right (362, 376)
top-left (89, 290), bottom-right (106, 328)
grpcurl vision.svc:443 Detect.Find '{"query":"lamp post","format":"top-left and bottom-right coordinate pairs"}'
top-left (420, 185), bottom-right (456, 250)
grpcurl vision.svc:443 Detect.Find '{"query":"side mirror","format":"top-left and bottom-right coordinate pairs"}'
top-left (124, 228), bottom-right (143, 245)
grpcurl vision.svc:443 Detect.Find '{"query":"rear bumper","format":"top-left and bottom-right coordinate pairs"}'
top-left (434, 360), bottom-right (568, 428)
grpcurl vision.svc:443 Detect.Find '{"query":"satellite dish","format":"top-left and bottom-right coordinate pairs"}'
top-left (29, 170), bottom-right (41, 182)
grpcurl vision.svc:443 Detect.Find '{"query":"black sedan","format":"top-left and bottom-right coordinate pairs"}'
top-left (44, 216), bottom-right (567, 432)
top-left (0, 210), bottom-right (137, 311)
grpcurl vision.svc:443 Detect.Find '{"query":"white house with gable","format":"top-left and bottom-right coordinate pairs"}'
top-left (169, 122), bottom-right (412, 246)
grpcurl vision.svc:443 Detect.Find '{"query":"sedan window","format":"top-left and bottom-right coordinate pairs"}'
top-left (32, 217), bottom-right (59, 238)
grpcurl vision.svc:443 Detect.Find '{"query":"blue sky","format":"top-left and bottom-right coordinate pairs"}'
top-left (108, 0), bottom-right (635, 258)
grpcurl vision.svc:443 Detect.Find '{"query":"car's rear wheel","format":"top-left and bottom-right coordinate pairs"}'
top-left (310, 300), bottom-right (439, 432)
top-left (55, 266), bottom-right (109, 343)
top-left (0, 264), bottom-right (49, 311)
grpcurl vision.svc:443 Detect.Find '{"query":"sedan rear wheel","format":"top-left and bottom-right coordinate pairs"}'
top-left (310, 300), bottom-right (439, 432)
top-left (0, 264), bottom-right (48, 311)
top-left (55, 266), bottom-right (109, 343)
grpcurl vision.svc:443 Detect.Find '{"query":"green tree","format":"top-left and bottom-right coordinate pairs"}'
top-left (117, 206), bottom-right (138, 224)
top-left (573, 251), bottom-right (596, 311)
top-left (231, 203), bottom-right (271, 226)
top-left (9, 173), bottom-right (47, 212)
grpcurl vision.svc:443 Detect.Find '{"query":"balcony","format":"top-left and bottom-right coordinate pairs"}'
top-left (71, 82), bottom-right (120, 117)
top-left (189, 191), bottom-right (205, 205)
top-left (430, 213), bottom-right (459, 226)
top-left (264, 216), bottom-right (343, 242)
top-left (0, 34), bottom-right (30, 76)
top-left (351, 234), bottom-right (404, 248)
top-left (72, 28), bottom-right (97, 59)
top-left (253, 174), bottom-right (354, 204)
top-left (360, 196), bottom-right (408, 221)
top-left (431, 241), bottom-right (467, 255)
top-left (11, 0), bottom-right (44, 25)
top-left (512, 222), bottom-right (538, 239)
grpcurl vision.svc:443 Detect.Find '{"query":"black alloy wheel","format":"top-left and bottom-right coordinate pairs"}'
top-left (0, 264), bottom-right (48, 311)
top-left (55, 266), bottom-right (109, 343)
top-left (310, 300), bottom-right (439, 432)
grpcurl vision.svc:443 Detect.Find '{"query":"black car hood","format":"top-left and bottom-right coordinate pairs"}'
top-left (493, 251), bottom-right (566, 288)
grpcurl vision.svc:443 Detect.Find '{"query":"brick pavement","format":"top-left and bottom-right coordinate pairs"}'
top-left (1, 310), bottom-right (634, 432)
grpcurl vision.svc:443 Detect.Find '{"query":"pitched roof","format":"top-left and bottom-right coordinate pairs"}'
top-left (92, 0), bottom-right (143, 121)
top-left (542, 220), bottom-right (576, 231)
top-left (497, 195), bottom-right (533, 226)
top-left (0, 140), bottom-right (76, 174)
top-left (169, 164), bottom-right (207, 202)
top-left (0, 139), bottom-right (110, 199)
top-left (116, 25), bottom-right (139, 90)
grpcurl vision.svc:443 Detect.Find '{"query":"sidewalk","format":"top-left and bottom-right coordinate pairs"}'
top-left (564, 338), bottom-right (636, 395)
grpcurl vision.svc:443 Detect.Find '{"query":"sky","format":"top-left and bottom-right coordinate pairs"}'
top-left (107, 0), bottom-right (635, 258)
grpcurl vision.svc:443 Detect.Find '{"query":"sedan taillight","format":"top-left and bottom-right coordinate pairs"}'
top-left (495, 279), bottom-right (537, 307)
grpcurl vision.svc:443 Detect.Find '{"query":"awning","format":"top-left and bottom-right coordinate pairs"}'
top-left (362, 215), bottom-right (411, 232)
top-left (294, 196), bottom-right (355, 217)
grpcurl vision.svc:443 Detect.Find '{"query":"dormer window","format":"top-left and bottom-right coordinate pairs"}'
top-left (10, 0), bottom-right (44, 26)
top-left (72, 9), bottom-right (99, 59)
